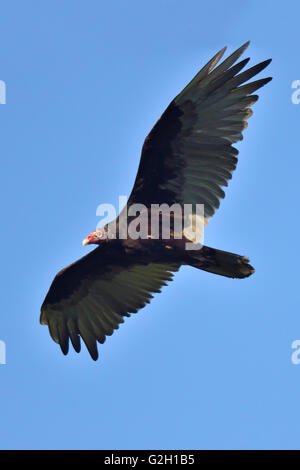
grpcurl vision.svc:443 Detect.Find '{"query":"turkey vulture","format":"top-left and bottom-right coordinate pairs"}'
top-left (41, 42), bottom-right (272, 360)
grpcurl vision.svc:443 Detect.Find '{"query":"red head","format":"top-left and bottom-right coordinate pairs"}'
top-left (82, 228), bottom-right (107, 246)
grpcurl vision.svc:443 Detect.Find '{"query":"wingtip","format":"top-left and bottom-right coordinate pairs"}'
top-left (218, 46), bottom-right (227, 58)
top-left (90, 350), bottom-right (99, 361)
top-left (266, 58), bottom-right (272, 72)
top-left (211, 46), bottom-right (227, 67)
top-left (262, 58), bottom-right (272, 67)
top-left (264, 76), bottom-right (273, 84)
top-left (59, 343), bottom-right (69, 356)
top-left (72, 340), bottom-right (81, 353)
top-left (235, 40), bottom-right (250, 55)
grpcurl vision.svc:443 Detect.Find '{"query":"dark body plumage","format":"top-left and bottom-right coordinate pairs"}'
top-left (41, 42), bottom-right (272, 360)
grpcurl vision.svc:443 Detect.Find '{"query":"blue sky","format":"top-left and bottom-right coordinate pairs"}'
top-left (0, 0), bottom-right (299, 450)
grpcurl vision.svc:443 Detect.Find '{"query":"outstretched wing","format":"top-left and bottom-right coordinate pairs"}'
top-left (40, 245), bottom-right (180, 360)
top-left (127, 41), bottom-right (272, 219)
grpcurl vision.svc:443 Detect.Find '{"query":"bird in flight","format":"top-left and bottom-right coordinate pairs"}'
top-left (41, 42), bottom-right (272, 360)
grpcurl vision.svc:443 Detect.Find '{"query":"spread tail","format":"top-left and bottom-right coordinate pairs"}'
top-left (186, 245), bottom-right (255, 279)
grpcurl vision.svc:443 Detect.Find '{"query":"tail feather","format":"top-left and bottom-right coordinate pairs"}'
top-left (186, 245), bottom-right (255, 279)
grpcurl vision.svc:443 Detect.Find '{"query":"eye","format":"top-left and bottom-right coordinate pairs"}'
top-left (94, 230), bottom-right (103, 239)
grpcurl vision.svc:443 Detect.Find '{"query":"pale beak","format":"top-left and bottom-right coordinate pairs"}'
top-left (82, 238), bottom-right (89, 246)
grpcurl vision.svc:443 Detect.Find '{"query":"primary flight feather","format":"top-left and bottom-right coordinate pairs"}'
top-left (41, 42), bottom-right (272, 360)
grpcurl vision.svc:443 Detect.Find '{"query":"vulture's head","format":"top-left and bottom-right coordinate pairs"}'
top-left (82, 229), bottom-right (106, 246)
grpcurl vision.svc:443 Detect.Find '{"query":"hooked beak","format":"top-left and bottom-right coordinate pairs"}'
top-left (82, 238), bottom-right (89, 246)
